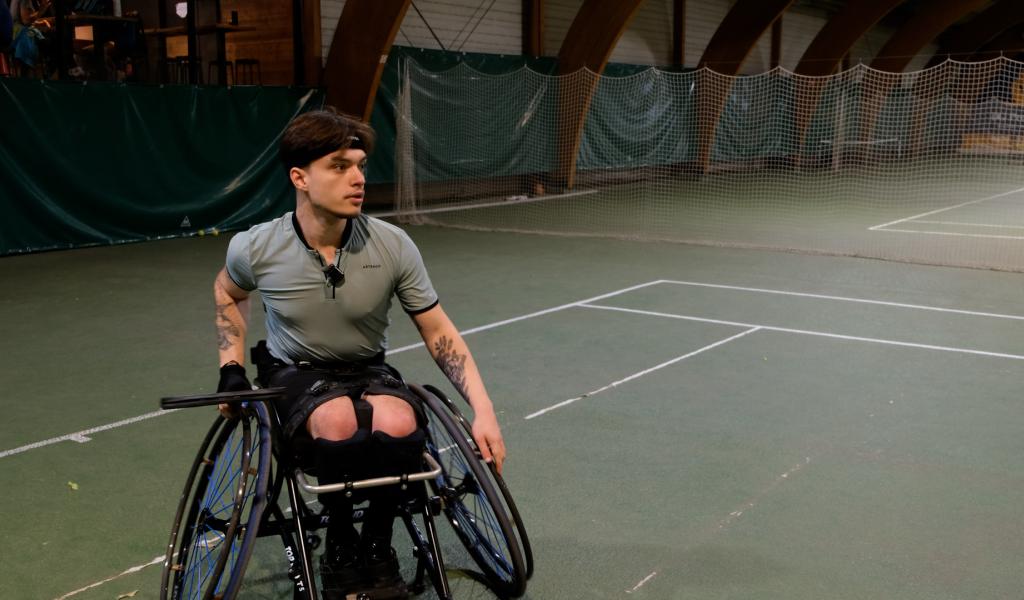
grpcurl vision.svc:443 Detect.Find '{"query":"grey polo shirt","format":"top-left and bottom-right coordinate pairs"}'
top-left (225, 212), bottom-right (438, 364)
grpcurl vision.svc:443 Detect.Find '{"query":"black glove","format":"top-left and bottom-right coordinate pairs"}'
top-left (217, 362), bottom-right (252, 393)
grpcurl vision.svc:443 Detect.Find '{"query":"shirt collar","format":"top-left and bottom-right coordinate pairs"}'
top-left (291, 211), bottom-right (354, 250)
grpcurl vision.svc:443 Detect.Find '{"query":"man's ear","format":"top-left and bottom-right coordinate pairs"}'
top-left (289, 166), bottom-right (307, 191)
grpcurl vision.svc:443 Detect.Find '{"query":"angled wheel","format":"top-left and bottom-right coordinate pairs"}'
top-left (414, 384), bottom-right (531, 598)
top-left (160, 402), bottom-right (272, 600)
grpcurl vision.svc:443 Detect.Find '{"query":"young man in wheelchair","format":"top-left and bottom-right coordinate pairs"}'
top-left (212, 108), bottom-right (506, 599)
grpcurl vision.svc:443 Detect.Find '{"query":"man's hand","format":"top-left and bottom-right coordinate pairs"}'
top-left (217, 362), bottom-right (251, 418)
top-left (471, 409), bottom-right (506, 474)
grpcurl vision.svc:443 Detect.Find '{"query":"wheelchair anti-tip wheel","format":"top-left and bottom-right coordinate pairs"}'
top-left (415, 384), bottom-right (533, 599)
top-left (160, 402), bottom-right (272, 600)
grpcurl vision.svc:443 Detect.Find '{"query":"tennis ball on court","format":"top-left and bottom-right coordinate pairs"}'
top-left (198, 229), bottom-right (205, 237)
top-left (212, 228), bottom-right (220, 236)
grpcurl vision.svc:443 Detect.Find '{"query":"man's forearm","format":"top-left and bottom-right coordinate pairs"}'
top-left (214, 284), bottom-right (249, 366)
top-left (428, 332), bottom-right (494, 416)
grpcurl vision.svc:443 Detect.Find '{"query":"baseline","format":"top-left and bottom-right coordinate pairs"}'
top-left (369, 189), bottom-right (599, 219)
top-left (868, 185), bottom-right (1024, 236)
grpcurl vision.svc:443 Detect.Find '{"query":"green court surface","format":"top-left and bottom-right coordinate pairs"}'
top-left (2, 224), bottom-right (1023, 599)
top-left (418, 160), bottom-right (1024, 273)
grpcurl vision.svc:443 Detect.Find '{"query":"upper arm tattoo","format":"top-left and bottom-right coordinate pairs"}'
top-left (433, 336), bottom-right (468, 398)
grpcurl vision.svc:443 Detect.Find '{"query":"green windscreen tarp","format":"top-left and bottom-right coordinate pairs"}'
top-left (0, 79), bottom-right (324, 255)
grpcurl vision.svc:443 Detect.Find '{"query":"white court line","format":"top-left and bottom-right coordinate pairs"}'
top-left (582, 303), bottom-right (1024, 361)
top-left (712, 457), bottom-right (811, 533)
top-left (0, 409), bottom-right (179, 459)
top-left (867, 227), bottom-right (1024, 241)
top-left (5, 280), bottom-right (663, 461)
top-left (913, 220), bottom-right (1024, 230)
top-left (388, 279), bottom-right (666, 354)
top-left (661, 280), bottom-right (1024, 321)
top-left (54, 555), bottom-right (163, 600)
top-left (524, 327), bottom-right (760, 419)
top-left (368, 189), bottom-right (599, 219)
top-left (626, 571), bottom-right (658, 594)
top-left (868, 185), bottom-right (1024, 231)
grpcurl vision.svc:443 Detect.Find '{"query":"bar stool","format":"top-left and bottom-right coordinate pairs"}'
top-left (235, 58), bottom-right (261, 84)
top-left (177, 56), bottom-right (203, 84)
top-left (207, 59), bottom-right (234, 86)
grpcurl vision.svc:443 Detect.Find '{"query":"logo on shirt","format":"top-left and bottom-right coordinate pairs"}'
top-left (363, 264), bottom-right (382, 269)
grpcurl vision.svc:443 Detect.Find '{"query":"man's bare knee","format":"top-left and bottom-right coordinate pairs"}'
top-left (307, 396), bottom-right (359, 441)
top-left (365, 395), bottom-right (418, 437)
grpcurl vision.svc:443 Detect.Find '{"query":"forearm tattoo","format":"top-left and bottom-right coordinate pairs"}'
top-left (433, 336), bottom-right (468, 398)
top-left (215, 301), bottom-right (241, 351)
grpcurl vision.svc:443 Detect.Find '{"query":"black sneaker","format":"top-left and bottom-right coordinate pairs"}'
top-left (360, 537), bottom-right (408, 597)
top-left (320, 543), bottom-right (363, 599)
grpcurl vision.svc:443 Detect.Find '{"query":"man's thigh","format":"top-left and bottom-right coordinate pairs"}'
top-left (265, 363), bottom-right (425, 439)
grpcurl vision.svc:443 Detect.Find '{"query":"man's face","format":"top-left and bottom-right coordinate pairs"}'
top-left (300, 147), bottom-right (367, 219)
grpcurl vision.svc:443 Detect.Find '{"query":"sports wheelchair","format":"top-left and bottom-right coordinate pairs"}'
top-left (158, 379), bottom-right (532, 600)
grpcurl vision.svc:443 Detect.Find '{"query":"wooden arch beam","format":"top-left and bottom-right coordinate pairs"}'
top-left (870, 0), bottom-right (989, 72)
top-left (553, 0), bottom-right (648, 189)
top-left (849, 0), bottom-right (989, 169)
top-left (697, 0), bottom-right (796, 74)
top-left (926, 0), bottom-right (1024, 67)
top-left (795, 0), bottom-right (906, 76)
top-left (323, 0), bottom-right (412, 121)
top-left (523, 0), bottom-right (544, 57)
top-left (694, 0), bottom-right (795, 172)
top-left (972, 23), bottom-right (1024, 61)
top-left (557, 0), bottom-right (648, 75)
top-left (790, 0), bottom-right (906, 170)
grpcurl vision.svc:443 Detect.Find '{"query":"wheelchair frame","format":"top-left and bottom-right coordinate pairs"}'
top-left (158, 383), bottom-right (532, 600)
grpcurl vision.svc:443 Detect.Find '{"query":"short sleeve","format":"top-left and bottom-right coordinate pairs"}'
top-left (225, 230), bottom-right (256, 291)
top-left (395, 233), bottom-right (438, 314)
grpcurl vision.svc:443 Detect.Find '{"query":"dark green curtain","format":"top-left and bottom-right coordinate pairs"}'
top-left (0, 79), bottom-right (324, 255)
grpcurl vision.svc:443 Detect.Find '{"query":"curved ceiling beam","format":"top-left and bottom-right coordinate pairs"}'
top-left (323, 0), bottom-right (412, 121)
top-left (553, 0), bottom-right (647, 189)
top-left (971, 23), bottom-right (1024, 61)
top-left (871, 0), bottom-right (990, 72)
top-left (795, 0), bottom-right (906, 76)
top-left (557, 0), bottom-right (648, 74)
top-left (926, 0), bottom-right (1024, 67)
top-left (697, 0), bottom-right (797, 75)
top-left (694, 0), bottom-right (795, 173)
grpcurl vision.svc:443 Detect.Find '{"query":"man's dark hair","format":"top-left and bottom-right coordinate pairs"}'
top-left (279, 108), bottom-right (376, 170)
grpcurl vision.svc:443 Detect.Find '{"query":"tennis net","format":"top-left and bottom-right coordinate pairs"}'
top-left (392, 57), bottom-right (1024, 272)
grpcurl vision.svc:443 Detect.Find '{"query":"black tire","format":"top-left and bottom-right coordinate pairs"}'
top-left (415, 385), bottom-right (530, 598)
top-left (161, 402), bottom-right (272, 600)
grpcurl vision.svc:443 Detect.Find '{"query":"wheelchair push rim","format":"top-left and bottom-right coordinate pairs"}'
top-left (424, 384), bottom-right (535, 581)
top-left (160, 402), bottom-right (271, 600)
top-left (415, 385), bottom-right (530, 598)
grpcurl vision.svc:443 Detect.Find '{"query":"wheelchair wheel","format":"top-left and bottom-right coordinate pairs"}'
top-left (424, 385), bottom-right (534, 581)
top-left (160, 402), bottom-right (272, 600)
top-left (416, 385), bottom-right (530, 598)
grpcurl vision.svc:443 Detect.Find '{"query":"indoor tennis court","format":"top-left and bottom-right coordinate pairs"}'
top-left (4, 24), bottom-right (1024, 600)
top-left (2, 222), bottom-right (1022, 600)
